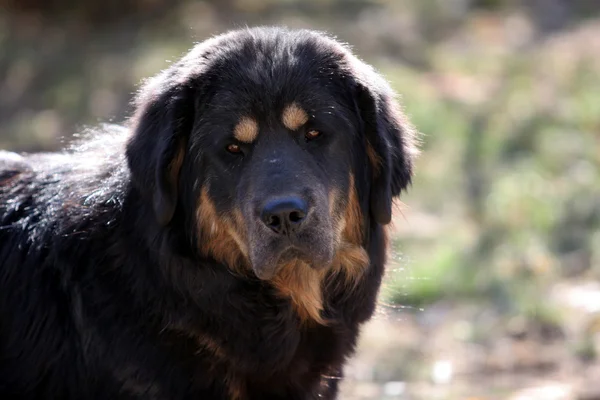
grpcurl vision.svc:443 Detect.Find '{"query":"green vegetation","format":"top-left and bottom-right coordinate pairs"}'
top-left (381, 30), bottom-right (600, 316)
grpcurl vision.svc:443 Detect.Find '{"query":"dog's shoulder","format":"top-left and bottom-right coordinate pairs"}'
top-left (0, 150), bottom-right (31, 182)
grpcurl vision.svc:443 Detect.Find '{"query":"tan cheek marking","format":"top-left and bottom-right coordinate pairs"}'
top-left (330, 244), bottom-right (369, 290)
top-left (343, 174), bottom-right (364, 245)
top-left (329, 174), bottom-right (369, 288)
top-left (282, 102), bottom-right (309, 131)
top-left (234, 117), bottom-right (259, 143)
top-left (196, 188), bottom-right (249, 275)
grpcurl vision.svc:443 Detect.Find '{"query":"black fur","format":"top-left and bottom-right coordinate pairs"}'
top-left (0, 27), bottom-right (417, 399)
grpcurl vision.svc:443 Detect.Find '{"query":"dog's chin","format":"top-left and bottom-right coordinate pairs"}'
top-left (249, 243), bottom-right (335, 281)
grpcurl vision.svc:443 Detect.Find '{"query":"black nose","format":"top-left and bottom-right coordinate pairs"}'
top-left (260, 197), bottom-right (308, 235)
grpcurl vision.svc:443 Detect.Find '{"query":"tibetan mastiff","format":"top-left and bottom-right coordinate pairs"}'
top-left (0, 27), bottom-right (418, 399)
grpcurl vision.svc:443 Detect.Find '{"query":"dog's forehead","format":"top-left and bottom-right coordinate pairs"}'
top-left (192, 32), bottom-right (357, 142)
top-left (204, 36), bottom-right (343, 106)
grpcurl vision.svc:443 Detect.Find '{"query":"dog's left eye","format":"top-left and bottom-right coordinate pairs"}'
top-left (226, 144), bottom-right (243, 154)
top-left (305, 130), bottom-right (322, 141)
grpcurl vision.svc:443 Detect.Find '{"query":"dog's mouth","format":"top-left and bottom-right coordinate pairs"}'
top-left (250, 247), bottom-right (298, 280)
top-left (277, 247), bottom-right (311, 265)
top-left (249, 238), bottom-right (335, 281)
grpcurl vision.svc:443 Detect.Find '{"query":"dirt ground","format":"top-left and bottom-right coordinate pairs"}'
top-left (339, 287), bottom-right (600, 400)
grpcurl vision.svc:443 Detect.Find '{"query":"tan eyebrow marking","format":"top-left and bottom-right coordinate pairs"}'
top-left (282, 103), bottom-right (309, 131)
top-left (233, 117), bottom-right (259, 143)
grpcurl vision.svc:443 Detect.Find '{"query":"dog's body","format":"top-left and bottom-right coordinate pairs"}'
top-left (0, 27), bottom-right (417, 399)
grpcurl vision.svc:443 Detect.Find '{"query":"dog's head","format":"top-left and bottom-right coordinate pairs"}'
top-left (126, 27), bottom-right (418, 321)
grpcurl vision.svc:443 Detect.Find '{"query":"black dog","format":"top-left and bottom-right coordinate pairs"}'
top-left (0, 27), bottom-right (418, 399)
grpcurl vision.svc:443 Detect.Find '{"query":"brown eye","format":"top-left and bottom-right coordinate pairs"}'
top-left (226, 143), bottom-right (242, 154)
top-left (305, 130), bottom-right (322, 141)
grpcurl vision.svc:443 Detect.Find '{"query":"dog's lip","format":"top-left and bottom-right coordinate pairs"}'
top-left (253, 266), bottom-right (277, 281)
top-left (250, 245), bottom-right (312, 280)
top-left (278, 246), bottom-right (308, 262)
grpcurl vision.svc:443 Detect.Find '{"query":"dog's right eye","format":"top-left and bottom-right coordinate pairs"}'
top-left (305, 130), bottom-right (322, 142)
top-left (226, 144), bottom-right (243, 155)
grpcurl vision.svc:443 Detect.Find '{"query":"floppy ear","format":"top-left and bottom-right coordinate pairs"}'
top-left (355, 76), bottom-right (418, 225)
top-left (126, 84), bottom-right (195, 226)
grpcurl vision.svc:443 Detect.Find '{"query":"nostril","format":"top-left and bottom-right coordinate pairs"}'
top-left (288, 210), bottom-right (305, 224)
top-left (267, 215), bottom-right (281, 229)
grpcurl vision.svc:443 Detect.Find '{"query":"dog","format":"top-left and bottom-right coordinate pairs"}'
top-left (0, 27), bottom-right (418, 399)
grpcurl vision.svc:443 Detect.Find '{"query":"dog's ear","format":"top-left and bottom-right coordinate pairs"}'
top-left (126, 80), bottom-right (196, 226)
top-left (354, 70), bottom-right (418, 225)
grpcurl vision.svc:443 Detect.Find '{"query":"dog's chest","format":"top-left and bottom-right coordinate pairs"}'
top-left (210, 324), bottom-right (346, 399)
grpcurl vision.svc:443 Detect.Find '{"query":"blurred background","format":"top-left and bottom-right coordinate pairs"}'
top-left (1, 0), bottom-right (600, 398)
